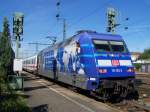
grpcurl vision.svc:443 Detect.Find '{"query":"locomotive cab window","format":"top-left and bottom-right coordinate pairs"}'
top-left (93, 40), bottom-right (110, 52)
top-left (109, 41), bottom-right (126, 52)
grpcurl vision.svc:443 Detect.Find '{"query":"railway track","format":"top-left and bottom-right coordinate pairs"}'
top-left (129, 101), bottom-right (150, 112)
top-left (108, 100), bottom-right (150, 112)
top-left (107, 73), bottom-right (150, 112)
top-left (136, 73), bottom-right (150, 105)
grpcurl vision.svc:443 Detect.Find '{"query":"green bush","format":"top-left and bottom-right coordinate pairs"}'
top-left (0, 94), bottom-right (31, 112)
top-left (134, 63), bottom-right (141, 71)
top-left (0, 75), bottom-right (30, 112)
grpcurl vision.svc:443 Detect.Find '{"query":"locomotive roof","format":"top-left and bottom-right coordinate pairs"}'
top-left (78, 31), bottom-right (123, 41)
top-left (39, 31), bottom-right (123, 53)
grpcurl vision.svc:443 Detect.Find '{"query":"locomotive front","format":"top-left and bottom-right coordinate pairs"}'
top-left (92, 39), bottom-right (137, 100)
top-left (79, 32), bottom-right (138, 100)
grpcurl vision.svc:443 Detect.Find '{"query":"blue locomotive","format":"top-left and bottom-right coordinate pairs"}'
top-left (24, 30), bottom-right (137, 100)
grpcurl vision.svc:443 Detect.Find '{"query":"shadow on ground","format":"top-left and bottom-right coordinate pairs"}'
top-left (24, 77), bottom-right (41, 81)
top-left (31, 104), bottom-right (48, 112)
top-left (24, 85), bottom-right (48, 92)
top-left (24, 83), bottom-right (55, 92)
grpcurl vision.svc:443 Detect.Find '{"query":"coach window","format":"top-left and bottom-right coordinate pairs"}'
top-left (33, 59), bottom-right (35, 64)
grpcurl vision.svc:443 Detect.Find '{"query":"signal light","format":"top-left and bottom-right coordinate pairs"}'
top-left (56, 2), bottom-right (60, 6)
top-left (56, 14), bottom-right (60, 18)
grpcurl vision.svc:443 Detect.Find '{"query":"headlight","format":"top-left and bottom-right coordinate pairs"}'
top-left (99, 69), bottom-right (107, 73)
top-left (127, 67), bottom-right (134, 72)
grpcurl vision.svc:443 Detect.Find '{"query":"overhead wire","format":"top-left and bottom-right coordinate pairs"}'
top-left (55, 0), bottom-right (113, 39)
top-left (68, 0), bottom-right (113, 29)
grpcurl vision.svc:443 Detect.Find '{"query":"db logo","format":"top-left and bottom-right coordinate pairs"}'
top-left (112, 60), bottom-right (119, 66)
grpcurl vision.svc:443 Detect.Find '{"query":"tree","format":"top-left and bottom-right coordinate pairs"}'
top-left (134, 63), bottom-right (141, 71)
top-left (140, 48), bottom-right (150, 59)
top-left (0, 17), bottom-right (14, 78)
top-left (0, 17), bottom-right (30, 112)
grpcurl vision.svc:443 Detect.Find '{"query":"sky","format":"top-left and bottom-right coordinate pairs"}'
top-left (0, 0), bottom-right (150, 58)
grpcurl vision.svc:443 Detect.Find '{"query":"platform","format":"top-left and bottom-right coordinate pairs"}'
top-left (23, 72), bottom-right (122, 112)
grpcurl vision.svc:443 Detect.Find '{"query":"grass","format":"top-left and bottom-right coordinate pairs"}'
top-left (0, 74), bottom-right (31, 112)
top-left (0, 93), bottom-right (31, 112)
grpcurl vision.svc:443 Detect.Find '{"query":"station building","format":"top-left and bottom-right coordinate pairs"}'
top-left (140, 60), bottom-right (150, 73)
top-left (131, 52), bottom-right (150, 73)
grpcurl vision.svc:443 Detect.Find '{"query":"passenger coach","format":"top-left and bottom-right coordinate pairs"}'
top-left (23, 55), bottom-right (38, 74)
